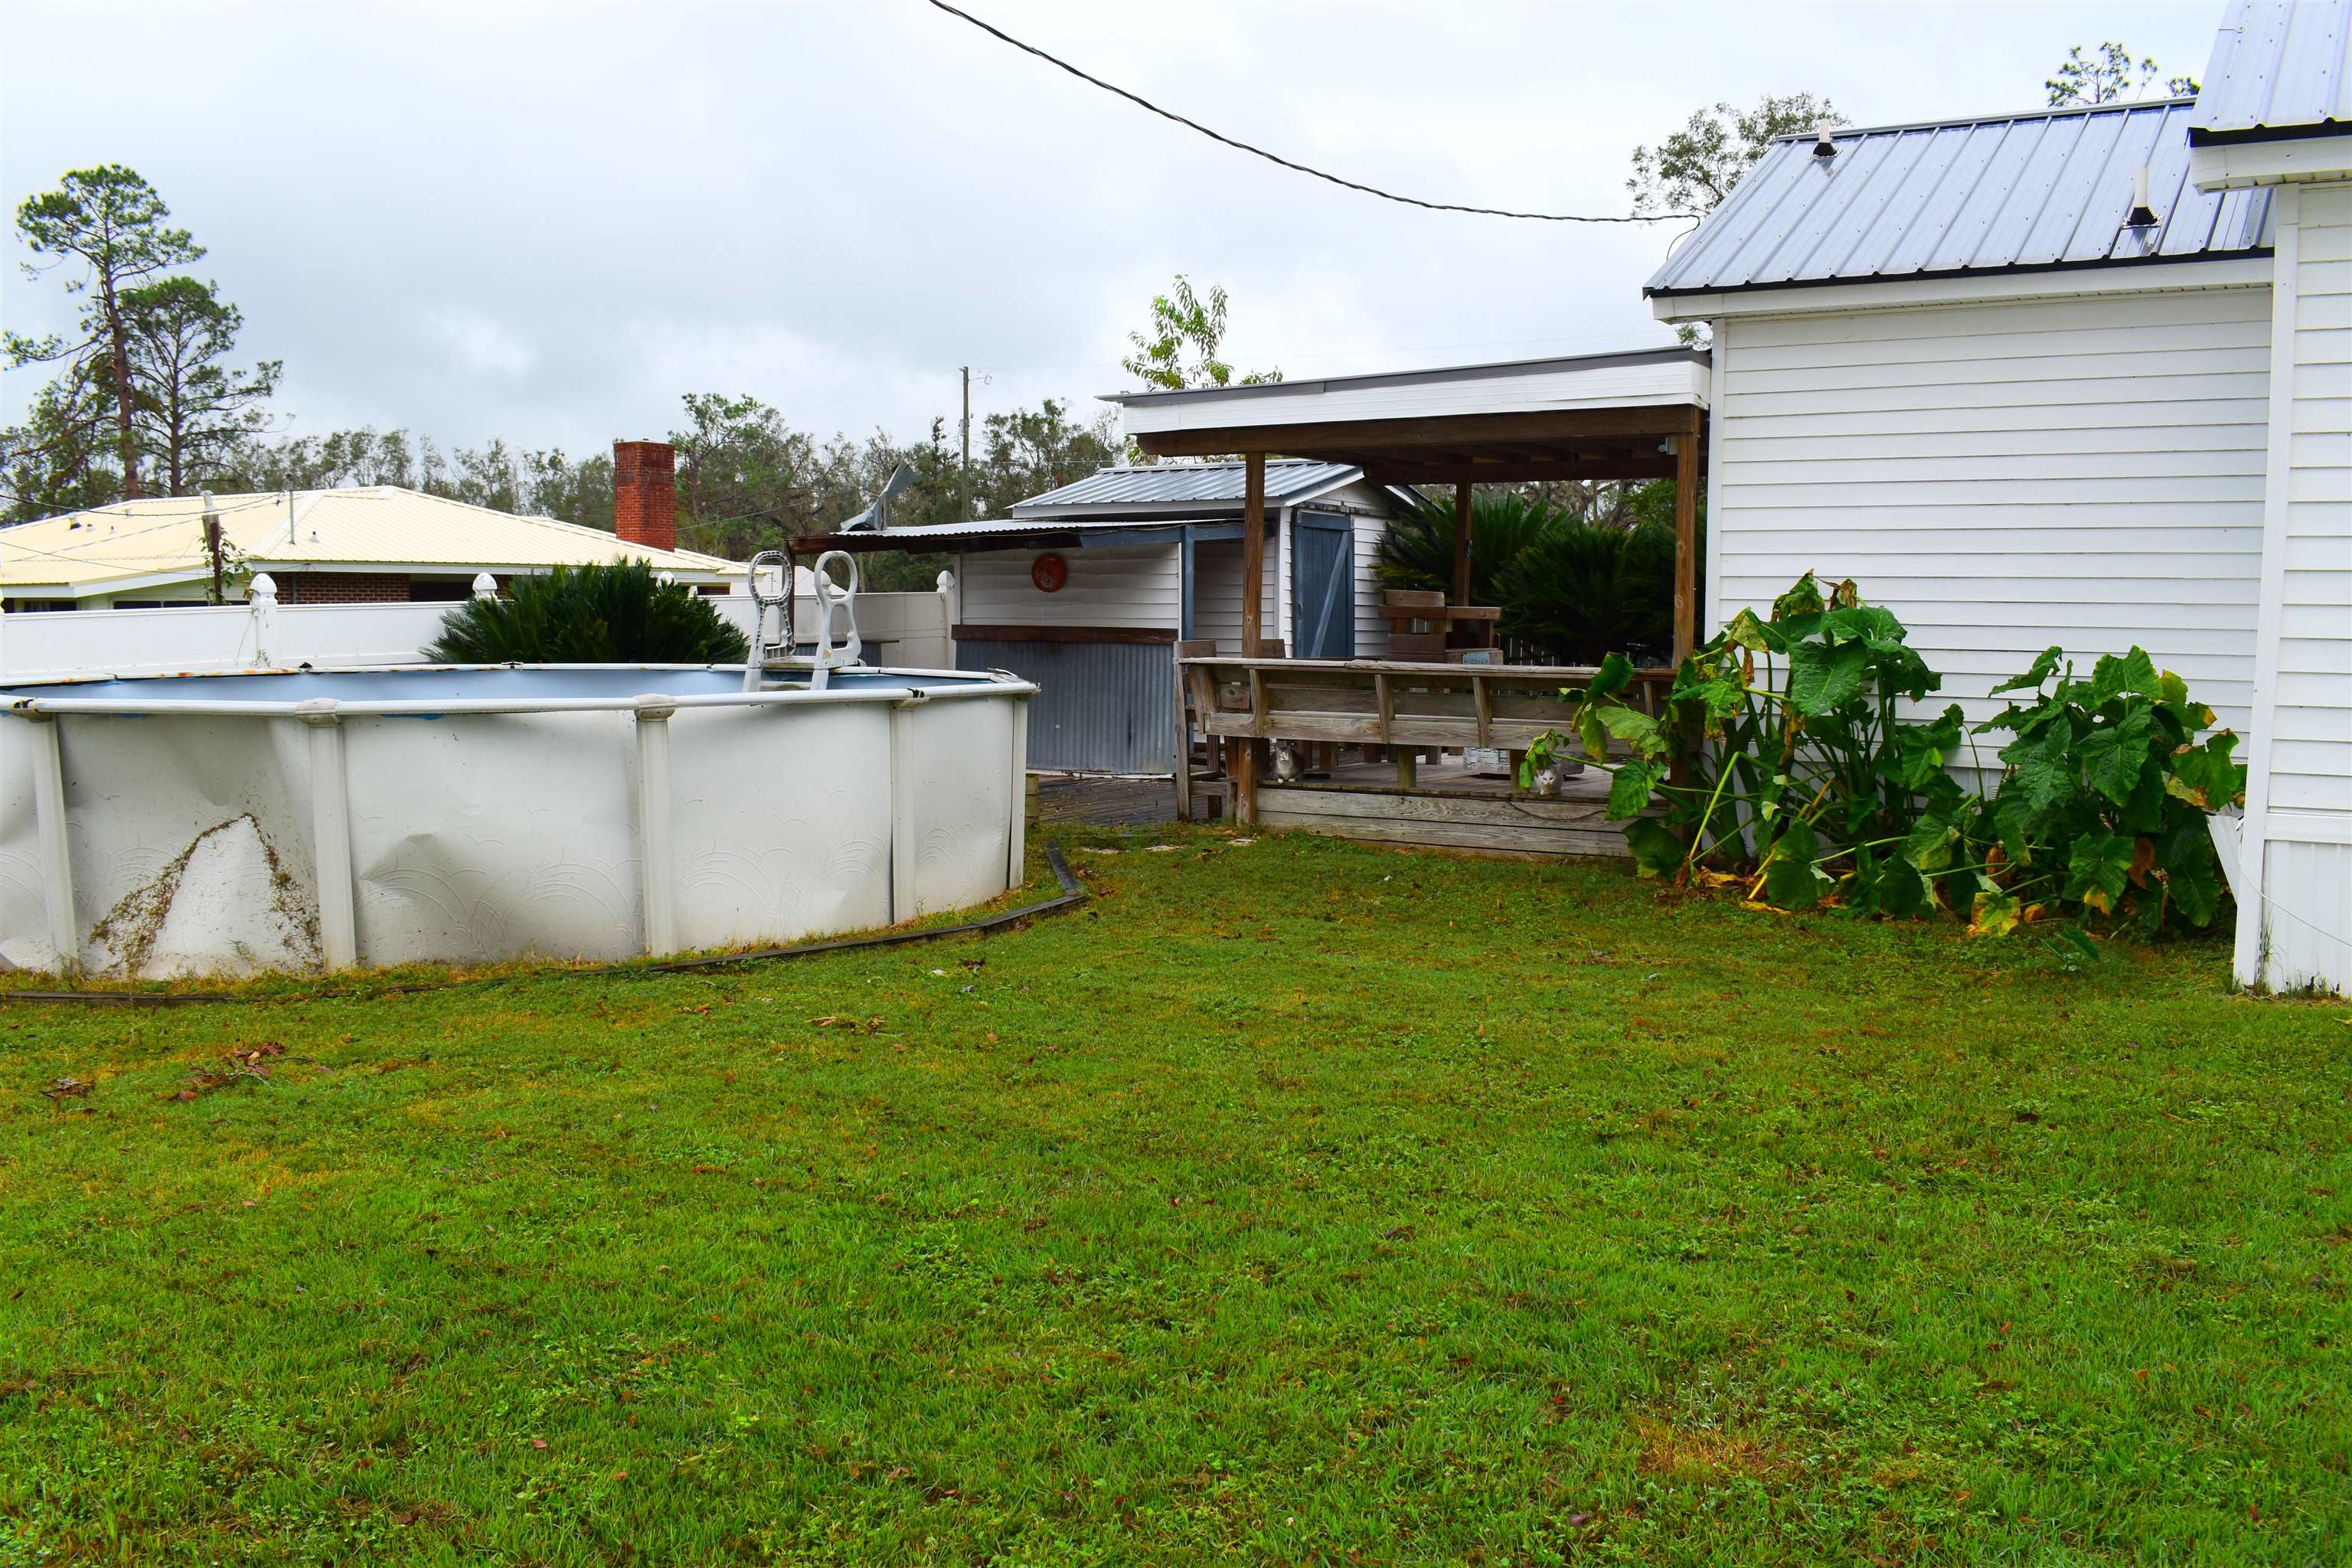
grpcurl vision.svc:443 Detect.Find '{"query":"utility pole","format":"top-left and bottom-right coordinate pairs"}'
top-left (202, 492), bottom-right (226, 604)
top-left (959, 367), bottom-right (972, 522)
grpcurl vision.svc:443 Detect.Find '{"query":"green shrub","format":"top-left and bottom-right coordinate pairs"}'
top-left (1492, 519), bottom-right (1675, 665)
top-left (1376, 490), bottom-right (1678, 664)
top-left (1533, 573), bottom-right (2245, 941)
top-left (1375, 490), bottom-right (1558, 605)
top-left (424, 561), bottom-right (750, 665)
top-left (1969, 646), bottom-right (2243, 935)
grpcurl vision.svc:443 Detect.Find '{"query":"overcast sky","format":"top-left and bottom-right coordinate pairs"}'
top-left (2, 0), bottom-right (2224, 462)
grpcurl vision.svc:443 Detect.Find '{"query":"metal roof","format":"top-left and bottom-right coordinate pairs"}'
top-left (822, 515), bottom-right (1214, 544)
top-left (2, 486), bottom-right (737, 595)
top-left (1645, 99), bottom-right (2274, 298)
top-left (2190, 0), bottom-right (2352, 143)
top-left (1008, 460), bottom-right (1361, 516)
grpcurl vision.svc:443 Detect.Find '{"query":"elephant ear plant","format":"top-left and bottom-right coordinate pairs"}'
top-left (1526, 573), bottom-right (2245, 942)
top-left (1967, 645), bottom-right (2244, 937)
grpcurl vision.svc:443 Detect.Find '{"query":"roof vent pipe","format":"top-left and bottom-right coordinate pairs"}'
top-left (1812, 120), bottom-right (1838, 159)
top-left (2126, 165), bottom-right (2160, 227)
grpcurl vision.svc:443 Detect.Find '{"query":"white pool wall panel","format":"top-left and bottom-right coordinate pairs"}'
top-left (0, 665), bottom-right (1034, 977)
top-left (345, 710), bottom-right (645, 967)
top-left (668, 703), bottom-right (896, 954)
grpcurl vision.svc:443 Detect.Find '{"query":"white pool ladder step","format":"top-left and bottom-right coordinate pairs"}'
top-left (740, 549), bottom-right (864, 691)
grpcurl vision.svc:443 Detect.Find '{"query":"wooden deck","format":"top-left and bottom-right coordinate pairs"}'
top-left (1173, 655), bottom-right (1658, 860)
top-left (1256, 756), bottom-right (1630, 860)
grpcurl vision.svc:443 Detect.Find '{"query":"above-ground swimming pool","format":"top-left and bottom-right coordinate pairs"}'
top-left (1, 663), bottom-right (1034, 977)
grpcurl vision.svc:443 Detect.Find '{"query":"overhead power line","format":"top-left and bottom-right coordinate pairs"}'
top-left (925, 1), bottom-right (1695, 224)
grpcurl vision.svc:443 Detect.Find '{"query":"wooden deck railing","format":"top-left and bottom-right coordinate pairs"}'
top-left (1180, 656), bottom-right (1671, 752)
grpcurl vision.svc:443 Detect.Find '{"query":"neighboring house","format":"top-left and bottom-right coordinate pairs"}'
top-left (799, 459), bottom-right (1405, 774)
top-left (1646, 0), bottom-right (2349, 993)
top-left (0, 440), bottom-right (734, 610)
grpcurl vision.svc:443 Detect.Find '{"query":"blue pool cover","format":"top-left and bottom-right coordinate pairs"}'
top-left (3, 665), bottom-right (995, 704)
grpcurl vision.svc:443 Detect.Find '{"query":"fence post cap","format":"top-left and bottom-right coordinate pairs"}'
top-left (471, 573), bottom-right (498, 599)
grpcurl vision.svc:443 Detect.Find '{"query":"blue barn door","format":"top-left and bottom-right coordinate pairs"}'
top-left (1289, 511), bottom-right (1356, 660)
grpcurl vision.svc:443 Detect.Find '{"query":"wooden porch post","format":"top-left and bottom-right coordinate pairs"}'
top-left (1672, 428), bottom-right (1700, 663)
top-left (1235, 451), bottom-right (1266, 827)
top-left (1241, 452), bottom-right (1266, 657)
top-left (1451, 482), bottom-right (1473, 607)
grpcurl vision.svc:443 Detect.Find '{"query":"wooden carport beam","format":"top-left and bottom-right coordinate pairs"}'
top-left (1363, 459), bottom-right (1677, 485)
top-left (1132, 405), bottom-right (1700, 460)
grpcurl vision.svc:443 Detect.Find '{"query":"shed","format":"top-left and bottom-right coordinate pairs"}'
top-left (795, 460), bottom-right (1405, 775)
top-left (1646, 0), bottom-right (2349, 995)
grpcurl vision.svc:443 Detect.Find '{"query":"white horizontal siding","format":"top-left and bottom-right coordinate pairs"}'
top-left (2269, 185), bottom-right (2352, 857)
top-left (1351, 513), bottom-right (1391, 658)
top-left (954, 543), bottom-right (1179, 631)
top-left (1711, 286), bottom-right (2272, 737)
top-left (1190, 537), bottom-right (1276, 656)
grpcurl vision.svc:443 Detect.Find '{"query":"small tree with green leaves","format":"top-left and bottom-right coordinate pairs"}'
top-left (1122, 276), bottom-right (1281, 392)
top-left (1630, 96), bottom-right (1842, 343)
top-left (425, 561), bottom-right (749, 665)
top-left (1629, 94), bottom-right (1844, 219)
top-left (2047, 43), bottom-right (2197, 106)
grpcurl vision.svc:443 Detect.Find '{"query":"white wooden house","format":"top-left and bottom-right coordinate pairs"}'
top-left (1646, 0), bottom-right (2349, 994)
top-left (799, 460), bottom-right (1405, 775)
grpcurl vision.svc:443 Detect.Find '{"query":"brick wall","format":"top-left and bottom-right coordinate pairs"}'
top-left (287, 573), bottom-right (411, 605)
top-left (613, 439), bottom-right (677, 551)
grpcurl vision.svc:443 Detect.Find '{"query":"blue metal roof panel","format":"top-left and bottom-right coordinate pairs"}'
top-left (1645, 100), bottom-right (2274, 296)
top-left (2190, 0), bottom-right (2351, 142)
top-left (1008, 459), bottom-right (1360, 516)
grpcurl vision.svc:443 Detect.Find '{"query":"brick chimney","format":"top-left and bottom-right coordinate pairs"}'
top-left (612, 439), bottom-right (676, 551)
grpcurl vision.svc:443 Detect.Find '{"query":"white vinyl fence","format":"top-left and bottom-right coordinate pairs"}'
top-left (2, 575), bottom-right (958, 682)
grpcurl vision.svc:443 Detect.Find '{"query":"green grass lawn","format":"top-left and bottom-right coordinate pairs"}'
top-left (4, 827), bottom-right (2347, 1566)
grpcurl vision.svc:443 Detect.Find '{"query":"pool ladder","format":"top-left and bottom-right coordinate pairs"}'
top-left (742, 549), bottom-right (863, 691)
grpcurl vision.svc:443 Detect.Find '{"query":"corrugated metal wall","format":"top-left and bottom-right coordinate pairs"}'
top-left (956, 639), bottom-right (1176, 775)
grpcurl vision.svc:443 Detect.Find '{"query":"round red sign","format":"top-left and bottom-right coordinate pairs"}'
top-left (1031, 553), bottom-right (1069, 593)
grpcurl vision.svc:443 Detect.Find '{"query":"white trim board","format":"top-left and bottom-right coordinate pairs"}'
top-left (1651, 258), bottom-right (2275, 323)
top-left (2235, 184), bottom-right (2301, 990)
top-left (2190, 138), bottom-right (2352, 191)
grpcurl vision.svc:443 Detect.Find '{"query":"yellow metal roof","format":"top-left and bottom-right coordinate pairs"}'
top-left (2, 486), bottom-right (739, 594)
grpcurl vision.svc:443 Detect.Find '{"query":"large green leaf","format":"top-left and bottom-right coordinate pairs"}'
top-left (1585, 652), bottom-right (1635, 701)
top-left (1771, 573), bottom-right (1825, 620)
top-left (1620, 818), bottom-right (1686, 879)
top-left (2078, 706), bottom-right (2155, 805)
top-left (1891, 706), bottom-right (1965, 791)
top-left (2089, 647), bottom-right (2160, 707)
top-left (1606, 760), bottom-right (1665, 819)
top-left (1968, 885), bottom-right (2023, 938)
top-left (1878, 856), bottom-right (1929, 919)
top-left (1991, 646), bottom-right (2064, 697)
top-left (1902, 809), bottom-right (1960, 873)
top-left (1761, 815), bottom-right (1824, 910)
top-left (1992, 797), bottom-right (2037, 868)
top-left (1576, 704), bottom-right (1610, 763)
top-left (2166, 734), bottom-right (2246, 811)
top-left (1786, 639), bottom-right (1874, 716)
top-left (1595, 703), bottom-right (1668, 760)
top-left (2120, 753), bottom-right (2167, 835)
top-left (2063, 831), bottom-right (2135, 915)
top-left (2004, 720), bottom-right (2077, 813)
top-left (2154, 818), bottom-right (2222, 927)
top-left (1721, 608), bottom-right (1770, 652)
